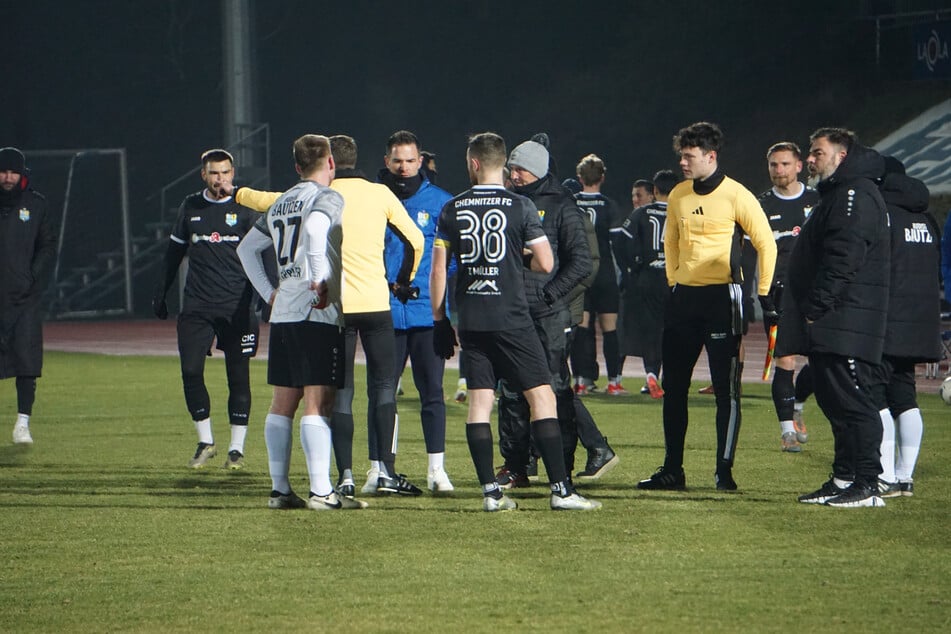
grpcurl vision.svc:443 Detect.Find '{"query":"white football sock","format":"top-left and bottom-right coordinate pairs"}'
top-left (16, 413), bottom-right (30, 427)
top-left (428, 452), bottom-right (445, 472)
top-left (194, 418), bottom-right (213, 445)
top-left (833, 477), bottom-right (853, 489)
top-left (300, 415), bottom-right (333, 497)
top-left (369, 459), bottom-right (381, 473)
top-left (895, 408), bottom-right (924, 481)
top-left (229, 424), bottom-right (248, 454)
top-left (879, 408), bottom-right (896, 483)
top-left (264, 414), bottom-right (293, 494)
top-left (780, 420), bottom-right (795, 435)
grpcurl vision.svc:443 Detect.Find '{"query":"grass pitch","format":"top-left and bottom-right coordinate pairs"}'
top-left (1, 352), bottom-right (949, 632)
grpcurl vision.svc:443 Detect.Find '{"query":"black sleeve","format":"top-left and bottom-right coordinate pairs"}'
top-left (543, 201), bottom-right (592, 302)
top-left (388, 220), bottom-right (418, 285)
top-left (156, 240), bottom-right (187, 297)
top-left (29, 198), bottom-right (58, 293)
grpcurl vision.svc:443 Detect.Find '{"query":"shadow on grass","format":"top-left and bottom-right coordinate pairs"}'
top-left (0, 444), bottom-right (34, 466)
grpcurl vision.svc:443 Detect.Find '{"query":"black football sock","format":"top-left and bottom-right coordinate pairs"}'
top-left (465, 422), bottom-right (498, 492)
top-left (772, 367), bottom-right (796, 421)
top-left (532, 417), bottom-right (568, 490)
top-left (603, 330), bottom-right (620, 377)
top-left (795, 364), bottom-right (814, 403)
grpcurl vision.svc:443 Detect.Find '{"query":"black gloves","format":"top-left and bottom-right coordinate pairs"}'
top-left (152, 289), bottom-right (168, 320)
top-left (432, 318), bottom-right (458, 360)
top-left (390, 283), bottom-right (420, 304)
top-left (758, 294), bottom-right (779, 330)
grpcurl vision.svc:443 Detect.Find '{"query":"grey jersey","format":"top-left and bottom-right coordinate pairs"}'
top-left (253, 180), bottom-right (345, 325)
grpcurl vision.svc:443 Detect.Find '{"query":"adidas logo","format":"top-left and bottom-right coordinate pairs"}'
top-left (467, 279), bottom-right (500, 293)
top-left (692, 206), bottom-right (704, 215)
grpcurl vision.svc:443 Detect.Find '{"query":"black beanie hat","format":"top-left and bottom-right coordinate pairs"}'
top-left (0, 147), bottom-right (26, 174)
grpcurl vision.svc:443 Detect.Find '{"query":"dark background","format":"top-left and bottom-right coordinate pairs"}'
top-left (2, 1), bottom-right (949, 228)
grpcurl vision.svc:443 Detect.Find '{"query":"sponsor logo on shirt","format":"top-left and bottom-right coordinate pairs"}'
top-left (18, 208), bottom-right (30, 222)
top-left (190, 216), bottom-right (202, 221)
top-left (225, 213), bottom-right (238, 227)
top-left (466, 279), bottom-right (500, 295)
top-left (192, 232), bottom-right (240, 243)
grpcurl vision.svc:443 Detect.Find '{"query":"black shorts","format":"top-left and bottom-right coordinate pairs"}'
top-left (178, 308), bottom-right (259, 358)
top-left (583, 279), bottom-right (620, 315)
top-left (459, 326), bottom-right (551, 391)
top-left (267, 321), bottom-right (345, 388)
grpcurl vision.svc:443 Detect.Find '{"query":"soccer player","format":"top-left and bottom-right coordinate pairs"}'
top-left (430, 132), bottom-right (601, 512)
top-left (611, 169), bottom-right (679, 400)
top-left (232, 136), bottom-right (425, 497)
top-left (152, 149), bottom-right (259, 469)
top-left (573, 154), bottom-right (625, 394)
top-left (0, 147), bottom-right (56, 445)
top-left (378, 130), bottom-right (455, 492)
top-left (743, 142), bottom-right (819, 452)
top-left (637, 122), bottom-right (776, 492)
top-left (237, 133), bottom-right (364, 511)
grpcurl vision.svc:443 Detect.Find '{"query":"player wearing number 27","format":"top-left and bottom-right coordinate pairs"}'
top-left (237, 133), bottom-right (365, 511)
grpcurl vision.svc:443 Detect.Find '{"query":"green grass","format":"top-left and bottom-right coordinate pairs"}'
top-left (1, 351), bottom-right (949, 632)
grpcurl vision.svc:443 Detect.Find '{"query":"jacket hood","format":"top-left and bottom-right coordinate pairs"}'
top-left (821, 143), bottom-right (885, 191)
top-left (880, 172), bottom-right (930, 215)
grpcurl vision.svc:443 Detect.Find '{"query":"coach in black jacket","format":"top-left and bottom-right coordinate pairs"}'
top-left (495, 139), bottom-right (596, 483)
top-left (872, 159), bottom-right (941, 496)
top-left (782, 128), bottom-right (890, 508)
top-left (0, 147), bottom-right (56, 445)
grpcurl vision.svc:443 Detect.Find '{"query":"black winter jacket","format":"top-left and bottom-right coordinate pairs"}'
top-left (880, 173), bottom-right (942, 362)
top-left (513, 175), bottom-right (592, 320)
top-left (778, 143), bottom-right (889, 363)
top-left (0, 186), bottom-right (56, 310)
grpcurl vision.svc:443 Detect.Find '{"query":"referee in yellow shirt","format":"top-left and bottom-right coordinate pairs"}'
top-left (637, 122), bottom-right (776, 492)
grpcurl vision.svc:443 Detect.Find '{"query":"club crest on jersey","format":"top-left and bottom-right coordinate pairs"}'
top-left (417, 211), bottom-right (430, 227)
top-left (225, 213), bottom-right (238, 227)
top-left (18, 208), bottom-right (30, 222)
top-left (537, 209), bottom-right (546, 221)
top-left (803, 205), bottom-right (813, 218)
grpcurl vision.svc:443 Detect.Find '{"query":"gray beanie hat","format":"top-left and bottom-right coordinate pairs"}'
top-left (508, 140), bottom-right (549, 179)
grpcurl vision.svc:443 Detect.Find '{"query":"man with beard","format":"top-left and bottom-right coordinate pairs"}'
top-left (0, 148), bottom-right (55, 445)
top-left (378, 130), bottom-right (455, 493)
top-left (152, 149), bottom-right (259, 469)
top-left (783, 127), bottom-right (890, 508)
top-left (741, 142), bottom-right (819, 453)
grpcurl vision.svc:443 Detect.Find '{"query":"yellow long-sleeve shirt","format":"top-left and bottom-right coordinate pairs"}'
top-left (665, 175), bottom-right (776, 296)
top-left (237, 178), bottom-right (424, 314)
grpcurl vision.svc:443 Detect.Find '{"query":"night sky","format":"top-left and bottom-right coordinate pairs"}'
top-left (0, 1), bottom-right (937, 221)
